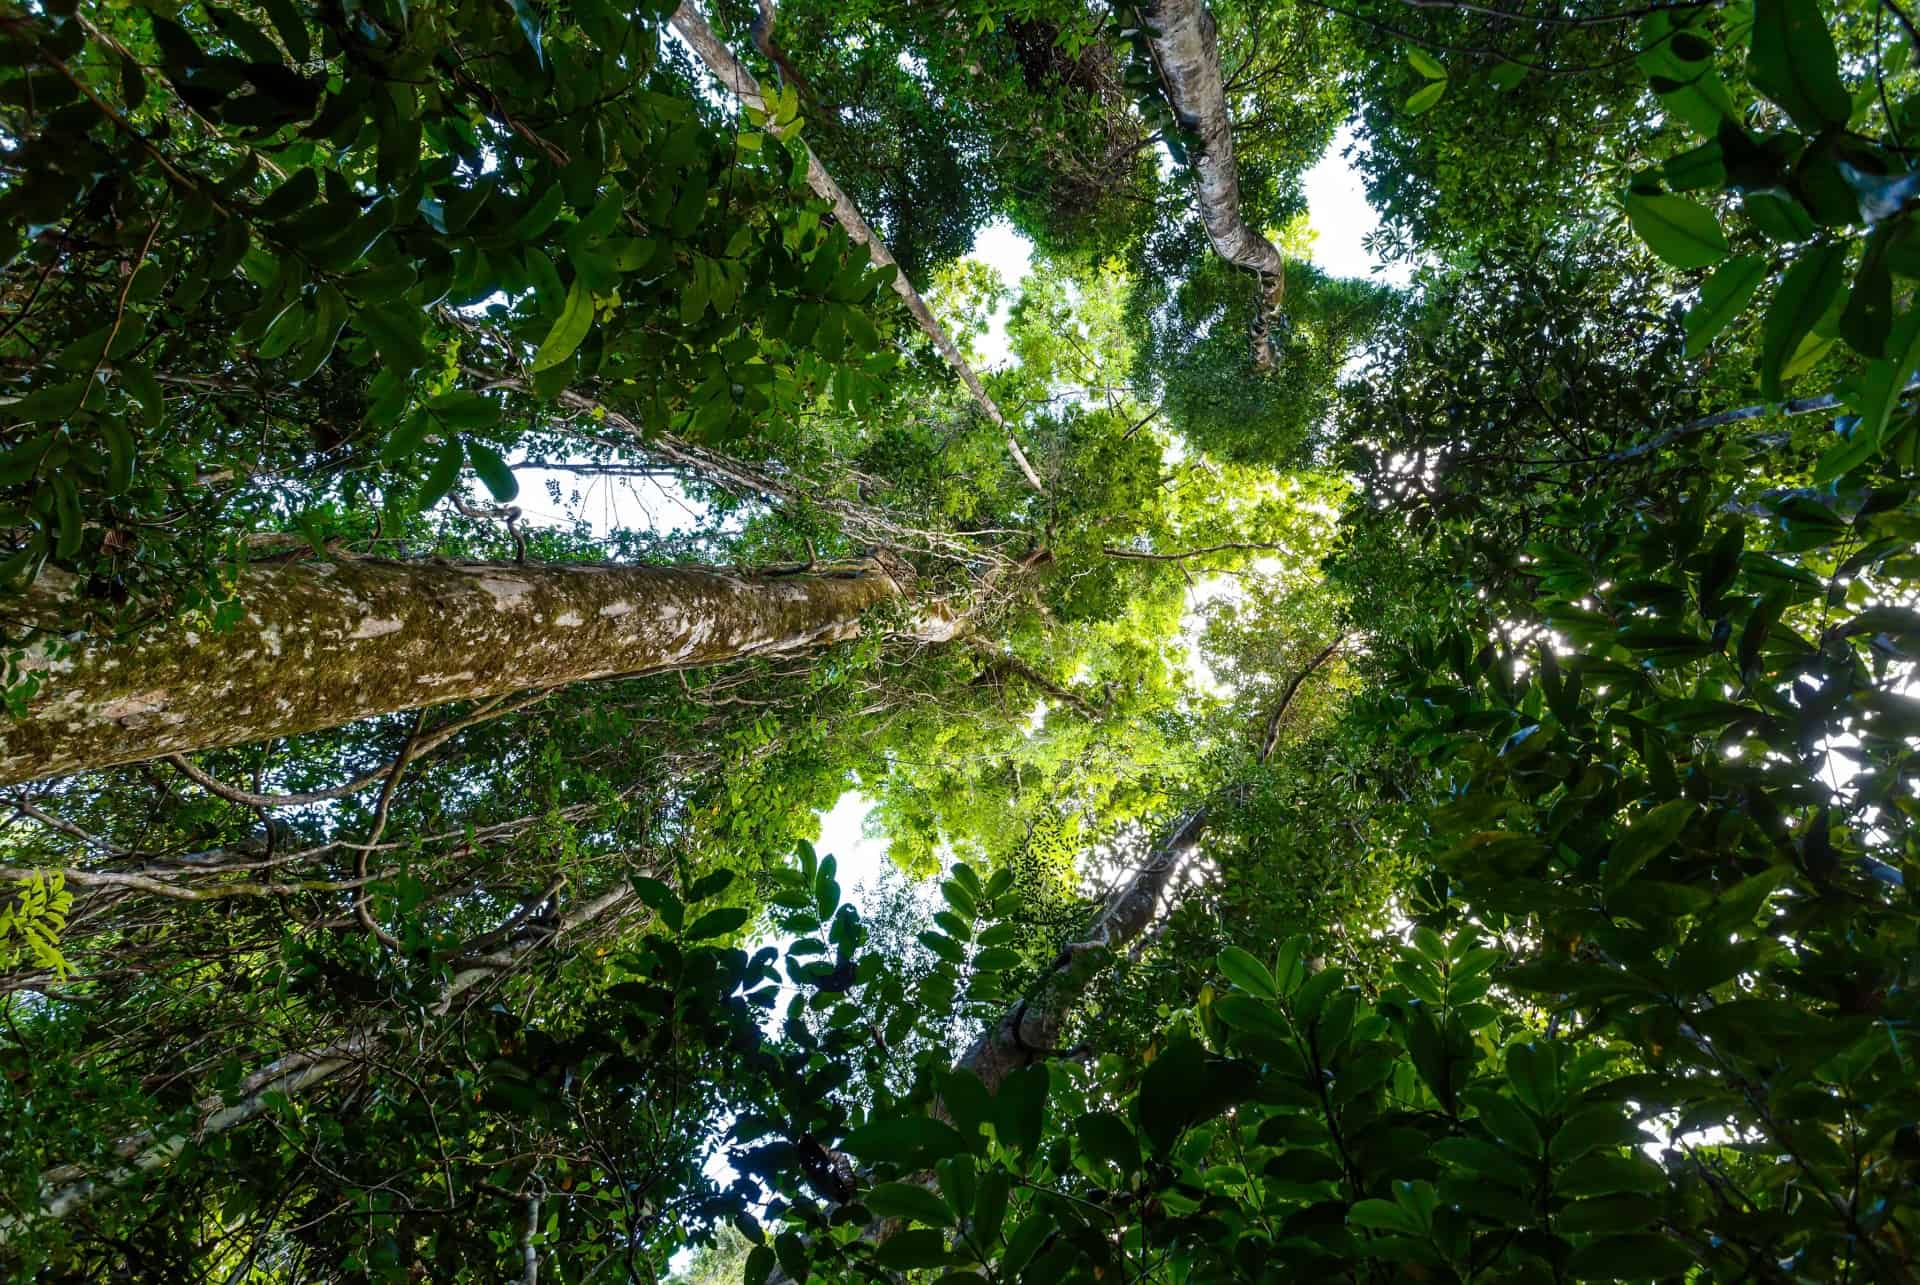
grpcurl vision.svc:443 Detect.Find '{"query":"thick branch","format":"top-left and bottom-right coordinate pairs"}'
top-left (668, 1), bottom-right (1045, 492)
top-left (1140, 0), bottom-right (1288, 372)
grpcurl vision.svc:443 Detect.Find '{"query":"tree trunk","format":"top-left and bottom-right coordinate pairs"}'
top-left (668, 0), bottom-right (1046, 492)
top-left (1141, 0), bottom-right (1288, 372)
top-left (1, 557), bottom-right (908, 785)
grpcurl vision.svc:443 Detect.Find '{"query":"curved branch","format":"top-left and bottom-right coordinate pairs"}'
top-left (1258, 634), bottom-right (1346, 763)
top-left (1139, 0), bottom-right (1288, 372)
top-left (1102, 540), bottom-right (1285, 562)
top-left (162, 693), bottom-right (549, 809)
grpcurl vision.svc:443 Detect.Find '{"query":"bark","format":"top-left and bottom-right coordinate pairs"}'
top-left (668, 1), bottom-right (1046, 492)
top-left (1, 557), bottom-right (910, 786)
top-left (958, 807), bottom-right (1212, 1092)
top-left (961, 634), bottom-right (1343, 1089)
top-left (1140, 0), bottom-right (1288, 372)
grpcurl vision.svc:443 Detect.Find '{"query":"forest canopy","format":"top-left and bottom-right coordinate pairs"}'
top-left (1, 0), bottom-right (1917, 1281)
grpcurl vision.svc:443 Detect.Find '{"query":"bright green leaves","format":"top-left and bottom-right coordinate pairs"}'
top-left (1638, 12), bottom-right (1738, 135)
top-left (1748, 0), bottom-right (1851, 135)
top-left (1683, 254), bottom-right (1766, 356)
top-left (1623, 192), bottom-right (1728, 270)
top-left (1404, 47), bottom-right (1447, 116)
top-left (1216, 945), bottom-right (1277, 998)
top-left (532, 277), bottom-right (594, 372)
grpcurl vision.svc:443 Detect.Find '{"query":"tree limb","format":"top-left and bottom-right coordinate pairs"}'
top-left (1139, 0), bottom-right (1288, 372)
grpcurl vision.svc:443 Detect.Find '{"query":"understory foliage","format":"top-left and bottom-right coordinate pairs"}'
top-left (3, 0), bottom-right (1919, 1281)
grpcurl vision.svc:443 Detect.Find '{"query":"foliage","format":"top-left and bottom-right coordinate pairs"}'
top-left (0, 872), bottom-right (70, 979)
top-left (5, 0), bottom-right (1920, 1281)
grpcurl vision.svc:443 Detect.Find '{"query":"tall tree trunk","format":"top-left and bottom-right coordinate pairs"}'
top-left (1, 557), bottom-right (912, 785)
top-left (668, 0), bottom-right (1047, 493)
top-left (1140, 0), bottom-right (1289, 373)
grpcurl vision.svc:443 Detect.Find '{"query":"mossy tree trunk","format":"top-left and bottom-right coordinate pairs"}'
top-left (1, 557), bottom-right (907, 785)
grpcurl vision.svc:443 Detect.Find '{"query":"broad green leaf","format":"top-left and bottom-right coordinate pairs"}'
top-left (1759, 242), bottom-right (1845, 399)
top-left (844, 1116), bottom-right (970, 1165)
top-left (995, 1064), bottom-right (1048, 1154)
top-left (863, 1182), bottom-right (953, 1228)
top-left (1217, 945), bottom-right (1277, 998)
top-left (1603, 799), bottom-right (1697, 891)
top-left (685, 907), bottom-right (749, 939)
top-left (427, 390), bottom-right (501, 430)
top-left (1624, 192), bottom-right (1729, 269)
top-left (1683, 254), bottom-right (1766, 357)
top-left (532, 277), bottom-right (593, 371)
top-left (1567, 1233), bottom-right (1696, 1280)
top-left (876, 1229), bottom-right (951, 1270)
top-left (466, 441), bottom-right (519, 502)
top-left (1407, 48), bottom-right (1446, 80)
top-left (1347, 1198), bottom-right (1422, 1236)
top-left (1404, 80), bottom-right (1446, 115)
top-left (1748, 0), bottom-right (1851, 134)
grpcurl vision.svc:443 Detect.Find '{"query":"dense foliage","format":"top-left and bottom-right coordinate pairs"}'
top-left (3, 0), bottom-right (1917, 1281)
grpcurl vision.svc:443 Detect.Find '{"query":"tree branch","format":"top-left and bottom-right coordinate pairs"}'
top-left (667, 1), bottom-right (1045, 492)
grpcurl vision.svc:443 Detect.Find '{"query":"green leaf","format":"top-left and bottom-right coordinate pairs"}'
top-left (1604, 799), bottom-right (1696, 891)
top-left (1840, 233), bottom-right (1893, 359)
top-left (532, 277), bottom-right (593, 372)
top-left (1624, 192), bottom-right (1729, 270)
top-left (101, 422), bottom-right (135, 496)
top-left (1347, 1198), bottom-right (1423, 1237)
top-left (1558, 1151), bottom-right (1668, 1197)
top-left (1567, 1233), bottom-right (1696, 1280)
top-left (1747, 0), bottom-right (1851, 134)
top-left (1074, 1111), bottom-right (1138, 1175)
top-left (1407, 48), bottom-right (1446, 80)
top-left (875, 1229), bottom-right (951, 1271)
top-left (844, 1116), bottom-right (970, 1165)
top-left (743, 1245), bottom-right (775, 1285)
top-left (419, 436), bottom-right (463, 509)
top-left (1552, 1106), bottom-right (1642, 1165)
top-left (995, 1064), bottom-right (1049, 1155)
top-left (1463, 1087), bottom-right (1542, 1156)
top-left (685, 907), bottom-right (749, 939)
top-left (1760, 242), bottom-right (1845, 399)
top-left (466, 441), bottom-right (519, 502)
top-left (1217, 945), bottom-right (1278, 998)
top-left (629, 875), bottom-right (684, 933)
top-left (1404, 80), bottom-right (1447, 115)
top-left (427, 390), bottom-right (501, 430)
top-left (1683, 254), bottom-right (1766, 357)
top-left (863, 1182), bottom-right (954, 1228)
top-left (286, 283), bottom-right (349, 383)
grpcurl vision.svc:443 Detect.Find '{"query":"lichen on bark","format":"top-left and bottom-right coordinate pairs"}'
top-left (0, 558), bottom-right (904, 785)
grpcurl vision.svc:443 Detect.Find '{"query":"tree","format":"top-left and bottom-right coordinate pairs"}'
top-left (6, 0), bottom-right (1920, 1280)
